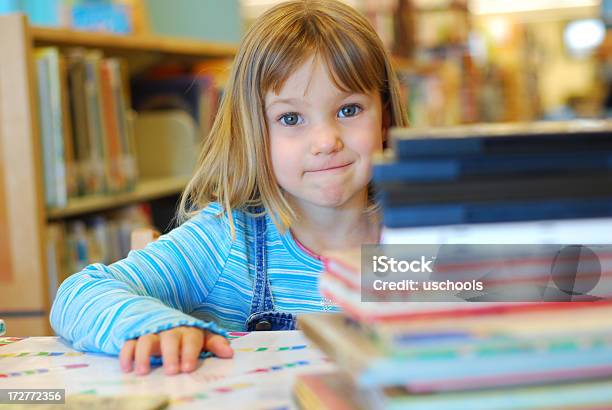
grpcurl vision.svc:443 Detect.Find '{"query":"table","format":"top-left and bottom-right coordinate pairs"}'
top-left (0, 331), bottom-right (336, 409)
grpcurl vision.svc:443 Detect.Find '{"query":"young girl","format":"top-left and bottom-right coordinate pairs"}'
top-left (50, 0), bottom-right (408, 376)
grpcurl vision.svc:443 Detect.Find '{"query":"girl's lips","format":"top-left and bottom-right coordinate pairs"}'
top-left (307, 162), bottom-right (352, 173)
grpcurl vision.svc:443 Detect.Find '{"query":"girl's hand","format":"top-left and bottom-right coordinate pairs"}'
top-left (119, 326), bottom-right (234, 376)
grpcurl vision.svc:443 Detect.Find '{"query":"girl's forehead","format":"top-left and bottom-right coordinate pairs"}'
top-left (266, 54), bottom-right (358, 98)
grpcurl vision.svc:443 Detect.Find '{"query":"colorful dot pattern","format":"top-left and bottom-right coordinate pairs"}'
top-left (77, 360), bottom-right (318, 405)
top-left (246, 360), bottom-right (311, 374)
top-left (0, 363), bottom-right (89, 378)
top-left (169, 360), bottom-right (314, 404)
top-left (227, 331), bottom-right (249, 340)
top-left (0, 337), bottom-right (25, 347)
top-left (170, 382), bottom-right (254, 404)
top-left (0, 351), bottom-right (84, 359)
top-left (235, 345), bottom-right (308, 353)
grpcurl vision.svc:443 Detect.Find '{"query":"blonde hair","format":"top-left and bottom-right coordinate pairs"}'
top-left (178, 0), bottom-right (408, 236)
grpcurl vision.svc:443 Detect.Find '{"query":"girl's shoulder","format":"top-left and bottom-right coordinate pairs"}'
top-left (189, 202), bottom-right (263, 238)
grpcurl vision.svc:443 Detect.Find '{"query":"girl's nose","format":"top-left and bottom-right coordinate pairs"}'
top-left (310, 124), bottom-right (343, 155)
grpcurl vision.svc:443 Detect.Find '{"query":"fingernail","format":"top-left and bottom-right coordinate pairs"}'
top-left (136, 365), bottom-right (147, 375)
top-left (182, 361), bottom-right (194, 372)
top-left (166, 364), bottom-right (178, 374)
top-left (221, 345), bottom-right (234, 357)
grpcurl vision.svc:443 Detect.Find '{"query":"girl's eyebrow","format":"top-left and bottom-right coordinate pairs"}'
top-left (266, 92), bottom-right (365, 111)
top-left (266, 97), bottom-right (307, 110)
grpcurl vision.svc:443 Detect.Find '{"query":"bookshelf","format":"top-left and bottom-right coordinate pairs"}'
top-left (31, 26), bottom-right (237, 57)
top-left (46, 176), bottom-right (190, 220)
top-left (0, 13), bottom-right (236, 336)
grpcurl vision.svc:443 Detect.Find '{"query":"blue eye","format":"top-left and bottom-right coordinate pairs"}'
top-left (338, 104), bottom-right (362, 118)
top-left (279, 113), bottom-right (303, 126)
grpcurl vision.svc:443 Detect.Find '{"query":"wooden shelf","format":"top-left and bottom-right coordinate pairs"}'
top-left (46, 176), bottom-right (189, 220)
top-left (30, 26), bottom-right (238, 58)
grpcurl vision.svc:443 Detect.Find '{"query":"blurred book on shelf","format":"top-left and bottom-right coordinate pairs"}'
top-left (35, 48), bottom-right (70, 208)
top-left (374, 0), bottom-right (543, 127)
top-left (35, 46), bottom-right (138, 208)
top-left (46, 203), bottom-right (153, 296)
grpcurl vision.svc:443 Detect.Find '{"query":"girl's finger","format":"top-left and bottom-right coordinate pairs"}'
top-left (159, 331), bottom-right (181, 375)
top-left (134, 334), bottom-right (159, 375)
top-left (180, 329), bottom-right (204, 373)
top-left (204, 333), bottom-right (234, 359)
top-left (119, 339), bottom-right (136, 372)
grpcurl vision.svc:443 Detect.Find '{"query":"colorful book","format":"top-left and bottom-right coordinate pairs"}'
top-left (299, 313), bottom-right (612, 390)
top-left (390, 120), bottom-right (612, 159)
top-left (294, 372), bottom-right (366, 410)
top-left (372, 152), bottom-right (612, 183)
top-left (381, 216), bottom-right (612, 245)
top-left (319, 269), bottom-right (607, 324)
top-left (99, 59), bottom-right (123, 192)
top-left (382, 197), bottom-right (612, 228)
top-left (376, 173), bottom-right (612, 207)
top-left (295, 371), bottom-right (612, 410)
top-left (367, 379), bottom-right (612, 410)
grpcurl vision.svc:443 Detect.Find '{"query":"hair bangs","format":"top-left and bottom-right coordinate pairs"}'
top-left (260, 6), bottom-right (384, 99)
top-left (318, 25), bottom-right (385, 96)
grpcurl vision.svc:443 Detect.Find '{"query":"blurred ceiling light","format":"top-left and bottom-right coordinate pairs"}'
top-left (486, 17), bottom-right (512, 42)
top-left (470, 0), bottom-right (600, 14)
top-left (564, 18), bottom-right (605, 57)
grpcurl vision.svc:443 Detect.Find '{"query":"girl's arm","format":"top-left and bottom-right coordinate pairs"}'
top-left (50, 206), bottom-right (233, 355)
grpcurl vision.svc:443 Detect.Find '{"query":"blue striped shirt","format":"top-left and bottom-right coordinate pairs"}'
top-left (50, 203), bottom-right (334, 355)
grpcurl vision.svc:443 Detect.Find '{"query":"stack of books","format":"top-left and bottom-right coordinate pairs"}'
top-left (298, 303), bottom-right (612, 409)
top-left (376, 121), bottom-right (612, 233)
top-left (297, 120), bottom-right (612, 409)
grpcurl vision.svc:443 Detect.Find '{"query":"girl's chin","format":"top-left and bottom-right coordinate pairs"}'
top-left (306, 191), bottom-right (357, 209)
top-left (286, 184), bottom-right (369, 210)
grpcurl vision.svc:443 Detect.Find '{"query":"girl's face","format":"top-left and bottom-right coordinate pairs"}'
top-left (265, 56), bottom-right (386, 212)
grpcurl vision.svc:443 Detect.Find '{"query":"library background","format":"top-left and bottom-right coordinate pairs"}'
top-left (0, 0), bottom-right (610, 335)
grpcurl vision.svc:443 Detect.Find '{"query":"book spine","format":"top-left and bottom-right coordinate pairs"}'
top-left (99, 59), bottom-right (124, 192)
top-left (383, 199), bottom-right (612, 228)
top-left (58, 54), bottom-right (78, 199)
top-left (35, 51), bottom-right (57, 207)
top-left (46, 48), bottom-right (68, 208)
top-left (83, 51), bottom-right (107, 194)
top-left (67, 51), bottom-right (95, 196)
top-left (373, 153), bottom-right (612, 184)
top-left (111, 59), bottom-right (138, 188)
